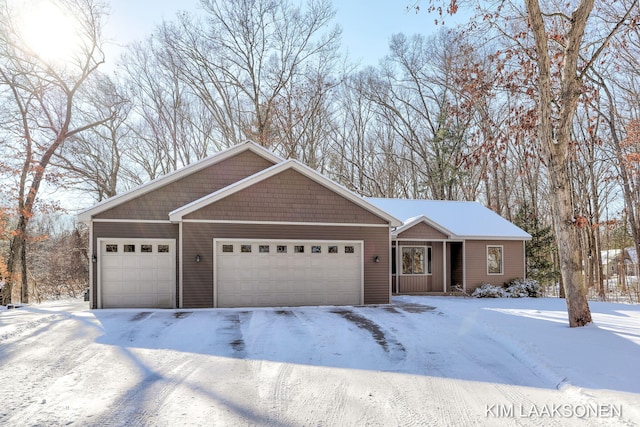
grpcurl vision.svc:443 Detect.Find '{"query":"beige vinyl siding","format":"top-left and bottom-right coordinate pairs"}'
top-left (92, 222), bottom-right (179, 309)
top-left (95, 150), bottom-right (275, 220)
top-left (182, 223), bottom-right (390, 308)
top-left (464, 240), bottom-right (526, 293)
top-left (185, 169), bottom-right (388, 225)
top-left (397, 222), bottom-right (447, 240)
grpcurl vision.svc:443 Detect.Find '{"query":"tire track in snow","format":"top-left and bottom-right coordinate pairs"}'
top-left (0, 313), bottom-right (63, 344)
top-left (330, 307), bottom-right (406, 361)
top-left (89, 310), bottom-right (267, 426)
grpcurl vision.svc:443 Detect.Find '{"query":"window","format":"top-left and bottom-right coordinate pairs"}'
top-left (124, 244), bottom-right (135, 253)
top-left (401, 246), bottom-right (430, 275)
top-left (158, 245), bottom-right (170, 253)
top-left (487, 245), bottom-right (503, 275)
top-left (311, 245), bottom-right (321, 253)
top-left (294, 245), bottom-right (304, 253)
top-left (345, 246), bottom-right (355, 254)
top-left (222, 245), bottom-right (234, 253)
top-left (106, 244), bottom-right (118, 253)
top-left (241, 245), bottom-right (252, 253)
top-left (277, 245), bottom-right (287, 253)
top-left (141, 244), bottom-right (153, 253)
top-left (328, 246), bottom-right (338, 254)
top-left (259, 245), bottom-right (270, 253)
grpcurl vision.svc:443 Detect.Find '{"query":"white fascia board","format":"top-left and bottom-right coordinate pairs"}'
top-left (394, 215), bottom-right (531, 241)
top-left (457, 235), bottom-right (532, 241)
top-left (169, 159), bottom-right (403, 227)
top-left (77, 140), bottom-right (282, 222)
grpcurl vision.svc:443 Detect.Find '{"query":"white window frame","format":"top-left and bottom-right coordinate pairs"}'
top-left (399, 245), bottom-right (431, 276)
top-left (487, 245), bottom-right (504, 275)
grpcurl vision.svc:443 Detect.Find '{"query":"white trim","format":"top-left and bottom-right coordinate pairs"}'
top-left (460, 236), bottom-right (532, 241)
top-left (92, 219), bottom-right (173, 224)
top-left (179, 222), bottom-right (184, 309)
top-left (181, 219), bottom-right (390, 227)
top-left (523, 240), bottom-right (527, 279)
top-left (487, 244), bottom-right (504, 275)
top-left (462, 241), bottom-right (467, 292)
top-left (442, 241), bottom-right (447, 292)
top-left (399, 245), bottom-right (431, 276)
top-left (78, 141), bottom-right (282, 222)
top-left (388, 233), bottom-right (392, 302)
top-left (213, 238), bottom-right (365, 307)
top-left (394, 238), bottom-right (458, 243)
top-left (394, 235), bottom-right (529, 242)
top-left (88, 222), bottom-right (94, 308)
top-left (395, 242), bottom-right (400, 293)
top-left (96, 237), bottom-right (177, 309)
top-left (169, 160), bottom-right (402, 227)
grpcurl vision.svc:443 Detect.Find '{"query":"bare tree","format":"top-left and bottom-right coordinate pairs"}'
top-left (53, 73), bottom-right (130, 201)
top-left (164, 0), bottom-right (341, 150)
top-left (0, 0), bottom-right (111, 303)
top-left (418, 0), bottom-right (639, 325)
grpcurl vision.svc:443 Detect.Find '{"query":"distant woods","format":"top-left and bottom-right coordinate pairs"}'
top-left (1, 0), bottom-right (640, 302)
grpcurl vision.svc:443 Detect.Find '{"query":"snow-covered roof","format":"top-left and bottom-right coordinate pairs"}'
top-left (367, 198), bottom-right (531, 240)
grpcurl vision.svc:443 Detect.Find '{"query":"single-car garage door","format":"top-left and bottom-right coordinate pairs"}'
top-left (215, 240), bottom-right (363, 308)
top-left (99, 239), bottom-right (176, 308)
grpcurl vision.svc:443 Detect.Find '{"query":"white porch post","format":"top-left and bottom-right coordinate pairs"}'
top-left (443, 241), bottom-right (447, 292)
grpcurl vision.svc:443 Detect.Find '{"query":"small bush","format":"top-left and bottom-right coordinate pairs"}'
top-left (505, 278), bottom-right (542, 298)
top-left (472, 284), bottom-right (505, 298)
top-left (472, 279), bottom-right (542, 298)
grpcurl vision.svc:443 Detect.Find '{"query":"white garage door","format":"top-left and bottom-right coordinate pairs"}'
top-left (99, 239), bottom-right (176, 308)
top-left (215, 240), bottom-right (363, 308)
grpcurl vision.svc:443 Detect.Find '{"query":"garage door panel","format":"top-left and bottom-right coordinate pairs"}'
top-left (101, 256), bottom-right (123, 268)
top-left (100, 240), bottom-right (175, 309)
top-left (102, 269), bottom-right (123, 282)
top-left (216, 240), bottom-right (362, 308)
top-left (138, 257), bottom-right (158, 268)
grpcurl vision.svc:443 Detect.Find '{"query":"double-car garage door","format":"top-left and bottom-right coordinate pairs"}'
top-left (215, 240), bottom-right (363, 308)
top-left (99, 239), bottom-right (175, 308)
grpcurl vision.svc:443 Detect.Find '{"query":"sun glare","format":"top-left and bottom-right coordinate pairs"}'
top-left (20, 1), bottom-right (82, 62)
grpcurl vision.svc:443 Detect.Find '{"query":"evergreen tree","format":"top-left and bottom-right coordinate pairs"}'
top-left (514, 203), bottom-right (558, 286)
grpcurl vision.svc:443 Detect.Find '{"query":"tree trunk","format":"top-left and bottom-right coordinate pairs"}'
top-left (525, 0), bottom-right (593, 326)
top-left (547, 159), bottom-right (593, 326)
top-left (20, 232), bottom-right (28, 304)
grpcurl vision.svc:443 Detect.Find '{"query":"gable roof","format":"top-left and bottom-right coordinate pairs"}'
top-left (78, 141), bottom-right (282, 222)
top-left (366, 198), bottom-right (531, 240)
top-left (169, 160), bottom-right (403, 227)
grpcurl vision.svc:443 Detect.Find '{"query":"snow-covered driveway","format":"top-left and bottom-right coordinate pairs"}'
top-left (1, 297), bottom-right (639, 426)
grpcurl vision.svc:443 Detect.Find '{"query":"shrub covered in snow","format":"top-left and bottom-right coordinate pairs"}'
top-left (472, 279), bottom-right (542, 298)
top-left (505, 278), bottom-right (542, 298)
top-left (472, 284), bottom-right (506, 298)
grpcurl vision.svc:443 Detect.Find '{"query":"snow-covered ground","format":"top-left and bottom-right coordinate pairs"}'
top-left (1, 296), bottom-right (639, 426)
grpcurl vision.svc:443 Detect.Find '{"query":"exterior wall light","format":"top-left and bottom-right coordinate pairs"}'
top-left (374, 256), bottom-right (380, 263)
top-left (195, 254), bottom-right (201, 263)
top-left (92, 254), bottom-right (97, 263)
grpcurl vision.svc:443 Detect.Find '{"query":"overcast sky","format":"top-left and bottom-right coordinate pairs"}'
top-left (104, 0), bottom-right (454, 67)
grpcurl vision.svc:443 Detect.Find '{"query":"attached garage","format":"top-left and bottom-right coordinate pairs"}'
top-left (214, 239), bottom-right (363, 307)
top-left (80, 142), bottom-right (401, 309)
top-left (98, 239), bottom-right (176, 308)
